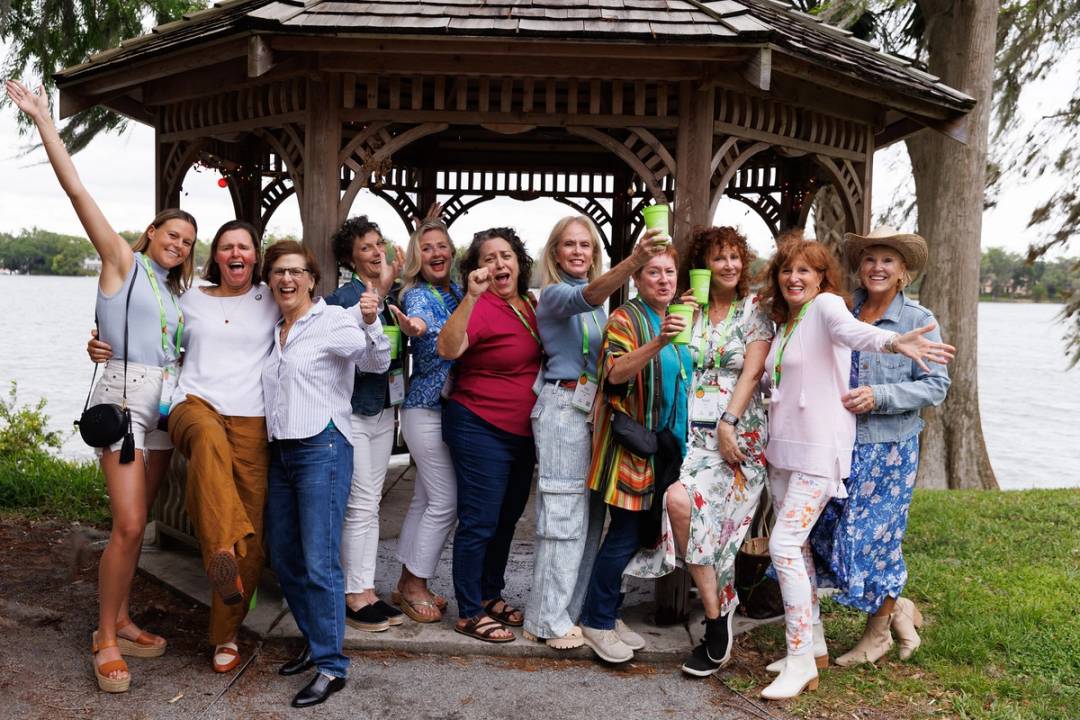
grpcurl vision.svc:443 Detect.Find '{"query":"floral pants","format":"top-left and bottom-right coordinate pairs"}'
top-left (768, 467), bottom-right (839, 656)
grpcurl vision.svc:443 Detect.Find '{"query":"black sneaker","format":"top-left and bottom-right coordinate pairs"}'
top-left (345, 603), bottom-right (390, 632)
top-left (681, 642), bottom-right (722, 677)
top-left (704, 611), bottom-right (734, 665)
top-left (373, 599), bottom-right (405, 626)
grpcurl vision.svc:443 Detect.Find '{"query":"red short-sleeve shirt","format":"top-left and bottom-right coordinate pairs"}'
top-left (450, 290), bottom-right (542, 437)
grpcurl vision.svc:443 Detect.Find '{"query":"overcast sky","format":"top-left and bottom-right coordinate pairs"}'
top-left (2, 50), bottom-right (1075, 262)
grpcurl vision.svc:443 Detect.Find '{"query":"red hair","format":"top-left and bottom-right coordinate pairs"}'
top-left (761, 230), bottom-right (849, 324)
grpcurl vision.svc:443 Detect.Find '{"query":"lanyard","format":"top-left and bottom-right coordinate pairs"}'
top-left (507, 295), bottom-right (541, 346)
top-left (138, 255), bottom-right (183, 361)
top-left (772, 299), bottom-right (813, 388)
top-left (427, 282), bottom-right (462, 312)
top-left (579, 309), bottom-right (604, 358)
top-left (694, 300), bottom-right (737, 368)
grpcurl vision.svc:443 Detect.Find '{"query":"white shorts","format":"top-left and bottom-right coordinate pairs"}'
top-left (89, 360), bottom-right (173, 456)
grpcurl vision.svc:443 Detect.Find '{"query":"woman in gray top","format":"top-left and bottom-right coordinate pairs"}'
top-left (522, 216), bottom-right (666, 649)
top-left (8, 79), bottom-right (196, 693)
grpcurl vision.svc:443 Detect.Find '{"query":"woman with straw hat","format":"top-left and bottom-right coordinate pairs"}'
top-left (807, 226), bottom-right (950, 667)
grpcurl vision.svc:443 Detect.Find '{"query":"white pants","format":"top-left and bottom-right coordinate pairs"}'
top-left (341, 409), bottom-right (395, 593)
top-left (768, 467), bottom-right (837, 656)
top-left (397, 407), bottom-right (457, 579)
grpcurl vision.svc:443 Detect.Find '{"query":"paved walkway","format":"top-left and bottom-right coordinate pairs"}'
top-left (140, 455), bottom-right (778, 661)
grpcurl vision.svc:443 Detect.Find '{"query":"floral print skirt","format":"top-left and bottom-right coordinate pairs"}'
top-left (810, 436), bottom-right (920, 614)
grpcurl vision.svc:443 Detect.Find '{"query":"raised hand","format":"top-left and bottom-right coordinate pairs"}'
top-left (388, 304), bottom-right (427, 337)
top-left (891, 323), bottom-right (956, 372)
top-left (358, 289), bottom-right (381, 326)
top-left (412, 201), bottom-right (445, 229)
top-left (657, 312), bottom-right (686, 345)
top-left (5, 80), bottom-right (49, 122)
top-left (467, 267), bottom-right (491, 298)
top-left (629, 228), bottom-right (671, 265)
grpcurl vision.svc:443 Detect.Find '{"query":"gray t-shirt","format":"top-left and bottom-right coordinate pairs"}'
top-left (96, 252), bottom-right (183, 367)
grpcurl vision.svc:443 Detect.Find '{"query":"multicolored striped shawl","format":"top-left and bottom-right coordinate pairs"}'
top-left (587, 298), bottom-right (667, 511)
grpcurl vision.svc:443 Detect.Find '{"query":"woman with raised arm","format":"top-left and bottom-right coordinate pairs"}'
top-left (756, 232), bottom-right (954, 701)
top-left (7, 79), bottom-right (196, 693)
top-left (437, 228), bottom-right (541, 644)
top-left (522, 217), bottom-right (667, 650)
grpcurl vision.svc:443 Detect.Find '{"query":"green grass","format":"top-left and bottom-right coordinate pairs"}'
top-left (0, 450), bottom-right (109, 522)
top-left (733, 488), bottom-right (1080, 719)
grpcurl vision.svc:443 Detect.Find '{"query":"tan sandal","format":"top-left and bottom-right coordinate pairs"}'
top-left (92, 637), bottom-right (130, 693)
top-left (212, 642), bottom-right (241, 673)
top-left (391, 591), bottom-right (442, 624)
top-left (112, 619), bottom-right (167, 658)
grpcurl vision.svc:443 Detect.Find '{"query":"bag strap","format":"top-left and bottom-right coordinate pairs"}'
top-left (82, 262), bottom-right (138, 412)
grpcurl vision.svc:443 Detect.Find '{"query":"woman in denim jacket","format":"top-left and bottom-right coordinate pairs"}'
top-left (808, 227), bottom-right (950, 668)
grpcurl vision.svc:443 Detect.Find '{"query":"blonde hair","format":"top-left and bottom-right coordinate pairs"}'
top-left (539, 216), bottom-right (604, 287)
top-left (398, 219), bottom-right (455, 301)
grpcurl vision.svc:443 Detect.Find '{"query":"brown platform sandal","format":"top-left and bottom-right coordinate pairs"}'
top-left (92, 637), bottom-right (130, 693)
top-left (112, 619), bottom-right (166, 657)
top-left (208, 550), bottom-right (244, 605)
top-left (454, 615), bottom-right (516, 644)
top-left (391, 591), bottom-right (442, 623)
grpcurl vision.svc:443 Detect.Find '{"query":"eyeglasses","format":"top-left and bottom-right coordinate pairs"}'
top-left (271, 267), bottom-right (310, 278)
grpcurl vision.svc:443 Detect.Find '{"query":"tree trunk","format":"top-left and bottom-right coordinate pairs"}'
top-left (907, 0), bottom-right (999, 489)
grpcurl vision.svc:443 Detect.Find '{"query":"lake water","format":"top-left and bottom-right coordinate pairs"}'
top-left (1, 275), bottom-right (1077, 490)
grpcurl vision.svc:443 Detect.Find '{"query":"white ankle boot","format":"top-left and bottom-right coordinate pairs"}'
top-left (766, 622), bottom-right (828, 673)
top-left (891, 597), bottom-right (923, 660)
top-left (835, 613), bottom-right (893, 667)
top-left (760, 652), bottom-right (819, 700)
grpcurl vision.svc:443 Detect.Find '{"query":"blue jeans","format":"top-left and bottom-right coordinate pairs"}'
top-left (442, 400), bottom-right (535, 619)
top-left (265, 424), bottom-right (352, 678)
top-left (579, 501), bottom-right (644, 630)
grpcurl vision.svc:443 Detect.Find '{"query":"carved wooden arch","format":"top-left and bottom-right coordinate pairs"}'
top-left (442, 193), bottom-right (497, 228)
top-left (370, 186), bottom-right (420, 236)
top-left (253, 125), bottom-right (305, 208)
top-left (260, 177), bottom-right (296, 229)
top-left (158, 138), bottom-right (208, 209)
top-left (551, 196), bottom-right (612, 254)
top-left (812, 155), bottom-right (866, 234)
top-left (709, 137), bottom-right (771, 218)
top-left (338, 122), bottom-right (449, 223)
top-left (566, 127), bottom-right (673, 202)
top-left (726, 191), bottom-right (782, 238)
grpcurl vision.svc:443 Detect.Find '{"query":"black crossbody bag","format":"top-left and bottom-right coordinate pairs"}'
top-left (75, 263), bottom-right (138, 464)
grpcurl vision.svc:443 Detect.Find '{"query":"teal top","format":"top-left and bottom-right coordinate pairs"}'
top-left (642, 303), bottom-right (692, 457)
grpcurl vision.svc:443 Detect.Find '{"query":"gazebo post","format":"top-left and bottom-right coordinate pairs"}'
top-left (301, 74), bottom-right (343, 294)
top-left (154, 129), bottom-right (180, 212)
top-left (232, 136), bottom-right (265, 234)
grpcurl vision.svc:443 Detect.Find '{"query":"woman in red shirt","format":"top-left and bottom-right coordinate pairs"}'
top-left (438, 228), bottom-right (542, 643)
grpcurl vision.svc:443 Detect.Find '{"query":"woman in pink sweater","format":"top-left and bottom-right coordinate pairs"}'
top-left (757, 235), bottom-right (954, 700)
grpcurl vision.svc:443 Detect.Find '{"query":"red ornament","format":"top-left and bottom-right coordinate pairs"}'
top-left (217, 177), bottom-right (228, 188)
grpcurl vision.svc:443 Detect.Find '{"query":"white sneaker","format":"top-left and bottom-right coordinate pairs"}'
top-left (581, 625), bottom-right (634, 663)
top-left (614, 619), bottom-right (645, 650)
top-left (766, 622), bottom-right (828, 673)
top-left (760, 652), bottom-right (819, 700)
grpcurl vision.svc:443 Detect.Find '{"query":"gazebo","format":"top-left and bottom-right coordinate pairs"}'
top-left (55, 0), bottom-right (973, 618)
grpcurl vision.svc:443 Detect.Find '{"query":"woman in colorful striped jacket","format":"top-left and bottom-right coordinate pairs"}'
top-left (577, 245), bottom-right (693, 664)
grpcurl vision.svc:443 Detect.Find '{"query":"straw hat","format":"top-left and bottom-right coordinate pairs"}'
top-left (842, 226), bottom-right (928, 276)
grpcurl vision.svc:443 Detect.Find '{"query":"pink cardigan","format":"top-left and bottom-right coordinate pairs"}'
top-left (763, 292), bottom-right (895, 486)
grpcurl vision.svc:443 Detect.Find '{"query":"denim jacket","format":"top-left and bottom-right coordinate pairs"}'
top-left (852, 288), bottom-right (950, 444)
top-left (324, 276), bottom-right (402, 416)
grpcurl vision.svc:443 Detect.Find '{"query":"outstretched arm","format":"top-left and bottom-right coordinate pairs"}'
top-left (5, 81), bottom-right (131, 290)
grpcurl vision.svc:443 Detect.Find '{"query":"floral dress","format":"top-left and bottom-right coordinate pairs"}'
top-left (624, 296), bottom-right (773, 616)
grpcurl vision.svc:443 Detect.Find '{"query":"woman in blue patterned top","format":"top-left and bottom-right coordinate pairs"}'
top-left (386, 218), bottom-right (463, 623)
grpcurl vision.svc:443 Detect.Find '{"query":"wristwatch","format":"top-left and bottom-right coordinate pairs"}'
top-left (719, 411), bottom-right (739, 427)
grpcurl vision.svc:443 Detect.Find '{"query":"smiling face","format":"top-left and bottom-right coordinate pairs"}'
top-left (479, 237), bottom-right (519, 299)
top-left (554, 220), bottom-right (594, 280)
top-left (859, 245), bottom-right (907, 300)
top-left (268, 252), bottom-right (315, 317)
top-left (418, 228), bottom-right (453, 285)
top-left (778, 253), bottom-right (823, 312)
top-left (214, 228), bottom-right (258, 292)
top-left (634, 252), bottom-right (678, 311)
top-left (350, 230), bottom-right (385, 281)
top-left (708, 241), bottom-right (743, 296)
top-left (145, 218), bottom-right (196, 269)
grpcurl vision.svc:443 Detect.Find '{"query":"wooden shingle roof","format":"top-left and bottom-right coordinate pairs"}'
top-left (55, 0), bottom-right (973, 114)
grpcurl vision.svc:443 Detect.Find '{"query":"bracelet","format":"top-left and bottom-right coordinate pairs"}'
top-left (885, 335), bottom-right (897, 354)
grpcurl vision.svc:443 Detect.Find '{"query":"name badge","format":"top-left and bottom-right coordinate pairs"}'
top-left (571, 373), bottom-right (598, 413)
top-left (531, 367), bottom-right (545, 396)
top-left (388, 368), bottom-right (405, 406)
top-left (158, 364), bottom-right (179, 430)
top-left (689, 385), bottom-right (722, 424)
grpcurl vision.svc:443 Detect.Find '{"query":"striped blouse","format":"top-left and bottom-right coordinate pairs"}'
top-left (262, 298), bottom-right (391, 441)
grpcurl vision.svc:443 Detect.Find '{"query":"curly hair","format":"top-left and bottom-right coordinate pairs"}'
top-left (760, 229), bottom-right (850, 324)
top-left (459, 227), bottom-right (533, 297)
top-left (331, 215), bottom-right (382, 271)
top-left (202, 220), bottom-right (262, 287)
top-left (686, 225), bottom-right (755, 299)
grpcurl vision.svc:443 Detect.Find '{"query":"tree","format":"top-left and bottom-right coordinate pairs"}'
top-left (1, 0), bottom-right (205, 153)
